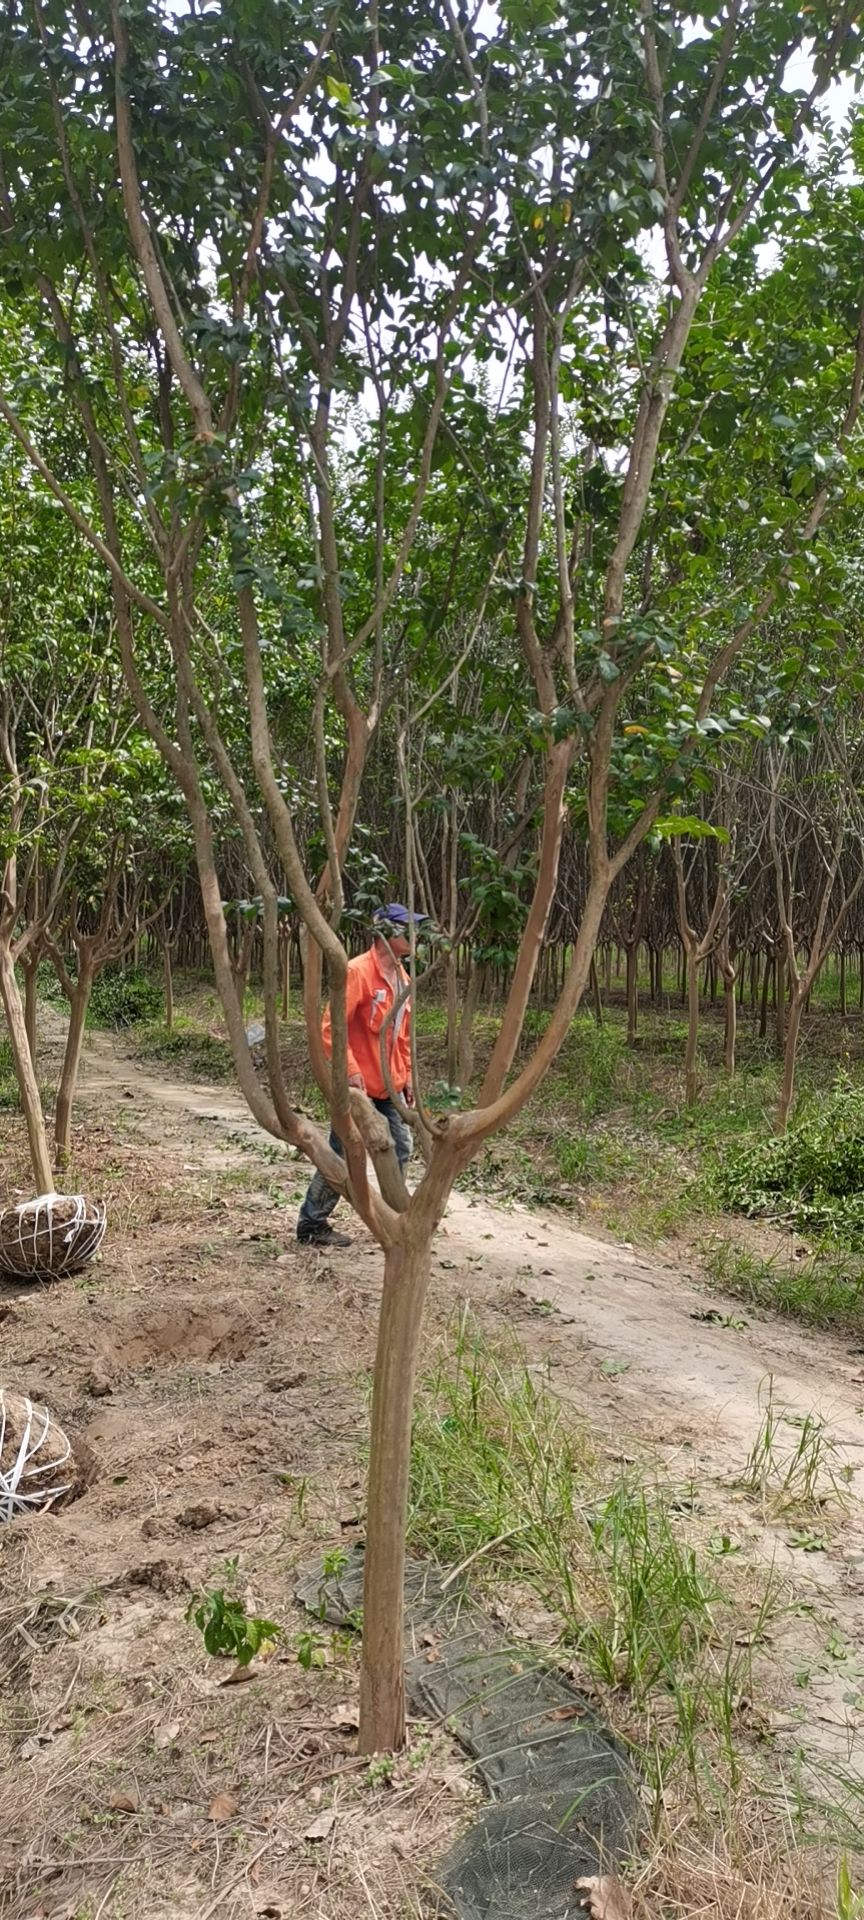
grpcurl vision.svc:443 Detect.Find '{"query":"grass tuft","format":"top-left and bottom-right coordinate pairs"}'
top-left (409, 1314), bottom-right (786, 1813)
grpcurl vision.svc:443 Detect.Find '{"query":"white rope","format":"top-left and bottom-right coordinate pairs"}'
top-left (0, 1391), bottom-right (74, 1521)
top-left (0, 1194), bottom-right (106, 1278)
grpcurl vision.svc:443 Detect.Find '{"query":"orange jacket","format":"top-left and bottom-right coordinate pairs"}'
top-left (321, 944), bottom-right (412, 1099)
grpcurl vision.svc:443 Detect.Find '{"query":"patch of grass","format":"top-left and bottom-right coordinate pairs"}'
top-left (737, 1377), bottom-right (853, 1516)
top-left (129, 1016), bottom-right (235, 1082)
top-left (409, 1314), bottom-right (785, 1810)
top-left (703, 1238), bottom-right (864, 1333)
top-left (0, 1036), bottom-right (54, 1116)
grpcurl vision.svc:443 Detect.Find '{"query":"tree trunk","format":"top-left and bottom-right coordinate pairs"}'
top-left (23, 956), bottom-right (38, 1063)
top-left (0, 947), bottom-right (54, 1194)
top-left (457, 960), bottom-right (483, 1090)
top-left (625, 941), bottom-right (638, 1047)
top-left (759, 951), bottom-right (772, 1040)
top-left (684, 950), bottom-right (699, 1106)
top-left (775, 950), bottom-right (785, 1054)
top-left (445, 948), bottom-right (459, 1086)
top-left (55, 970), bottom-right (94, 1171)
top-left (359, 1234), bottom-right (432, 1753)
top-left (281, 932), bottom-right (290, 1021)
top-left (775, 991), bottom-right (804, 1134)
top-left (840, 947), bottom-right (847, 1018)
top-left (162, 938), bottom-right (174, 1031)
top-left (589, 956), bottom-right (603, 1028)
top-left (723, 967), bottom-right (737, 1078)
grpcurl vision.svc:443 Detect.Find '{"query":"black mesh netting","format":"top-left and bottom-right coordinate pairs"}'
top-left (296, 1548), bottom-right (639, 1919)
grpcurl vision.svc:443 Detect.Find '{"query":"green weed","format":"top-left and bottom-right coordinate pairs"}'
top-left (186, 1580), bottom-right (280, 1666)
top-left (738, 1378), bottom-right (853, 1514)
top-left (409, 1314), bottom-right (784, 1806)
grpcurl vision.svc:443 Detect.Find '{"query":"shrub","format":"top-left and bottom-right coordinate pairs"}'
top-left (88, 969), bottom-right (164, 1029)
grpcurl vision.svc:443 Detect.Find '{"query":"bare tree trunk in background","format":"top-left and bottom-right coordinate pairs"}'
top-left (590, 956), bottom-right (603, 1027)
top-left (0, 950), bottom-right (54, 1193)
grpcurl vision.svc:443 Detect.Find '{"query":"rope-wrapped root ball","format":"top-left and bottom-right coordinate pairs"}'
top-left (0, 1193), bottom-right (106, 1280)
top-left (0, 1391), bottom-right (85, 1521)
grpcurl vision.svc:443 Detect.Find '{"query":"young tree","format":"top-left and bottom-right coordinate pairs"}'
top-left (1, 0), bottom-right (864, 1754)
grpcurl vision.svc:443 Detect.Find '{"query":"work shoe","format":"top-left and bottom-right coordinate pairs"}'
top-left (296, 1221), bottom-right (352, 1249)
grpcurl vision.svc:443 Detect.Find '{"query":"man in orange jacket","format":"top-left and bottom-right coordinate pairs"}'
top-left (296, 903), bottom-right (424, 1246)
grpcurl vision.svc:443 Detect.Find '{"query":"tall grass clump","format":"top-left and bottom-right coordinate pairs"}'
top-left (408, 1314), bottom-right (784, 1810)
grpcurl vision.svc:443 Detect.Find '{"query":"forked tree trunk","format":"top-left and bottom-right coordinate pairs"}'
top-left (359, 1234), bottom-right (433, 1753)
top-left (776, 991), bottom-right (804, 1134)
top-left (0, 948), bottom-right (54, 1194)
top-left (55, 967), bottom-right (94, 1170)
top-left (625, 941), bottom-right (638, 1047)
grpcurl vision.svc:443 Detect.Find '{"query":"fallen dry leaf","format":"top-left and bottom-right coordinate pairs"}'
top-left (329, 1703), bottom-right (359, 1731)
top-left (220, 1662), bottom-right (256, 1687)
top-left (108, 1790), bottom-right (139, 1815)
top-left (208, 1790), bottom-right (239, 1823)
top-left (304, 1810), bottom-right (335, 1842)
top-left (154, 1720), bottom-right (181, 1749)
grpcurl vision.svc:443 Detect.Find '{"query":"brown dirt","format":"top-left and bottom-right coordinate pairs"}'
top-left (1, 1013), bottom-right (864, 1916)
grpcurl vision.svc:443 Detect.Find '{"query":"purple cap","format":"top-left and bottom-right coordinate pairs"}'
top-left (374, 903), bottom-right (426, 928)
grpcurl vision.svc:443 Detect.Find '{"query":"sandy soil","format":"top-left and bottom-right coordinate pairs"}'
top-left (2, 1018), bottom-right (864, 1918)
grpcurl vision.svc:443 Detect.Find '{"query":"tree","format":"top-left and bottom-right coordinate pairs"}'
top-left (1, 0), bottom-right (864, 1754)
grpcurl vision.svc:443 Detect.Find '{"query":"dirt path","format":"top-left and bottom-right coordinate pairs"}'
top-left (80, 1019), bottom-right (864, 1476)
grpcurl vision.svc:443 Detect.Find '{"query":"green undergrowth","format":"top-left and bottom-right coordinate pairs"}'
top-left (0, 1035), bottom-right (53, 1115)
top-left (128, 1016), bottom-right (235, 1082)
top-left (408, 1314), bottom-right (793, 1823)
top-left (704, 1239), bottom-right (864, 1333)
top-left (715, 1075), bottom-right (864, 1249)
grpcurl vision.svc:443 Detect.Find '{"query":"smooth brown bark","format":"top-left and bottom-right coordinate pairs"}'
top-left (590, 956), bottom-right (603, 1028)
top-left (0, 949), bottom-right (54, 1194)
top-left (163, 937), bottom-right (175, 1031)
top-left (55, 968), bottom-right (94, 1170)
top-left (685, 954), bottom-right (700, 1107)
top-left (359, 1233), bottom-right (433, 1753)
top-left (23, 954), bottom-right (38, 1062)
top-left (775, 993), bottom-right (803, 1135)
top-left (625, 942), bottom-right (639, 1047)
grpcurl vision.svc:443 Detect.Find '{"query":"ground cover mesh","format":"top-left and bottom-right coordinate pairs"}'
top-left (296, 1548), bottom-right (639, 1918)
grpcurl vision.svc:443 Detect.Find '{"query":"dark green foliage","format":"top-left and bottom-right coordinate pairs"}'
top-left (88, 969), bottom-right (164, 1029)
top-left (716, 1074), bottom-right (864, 1245)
